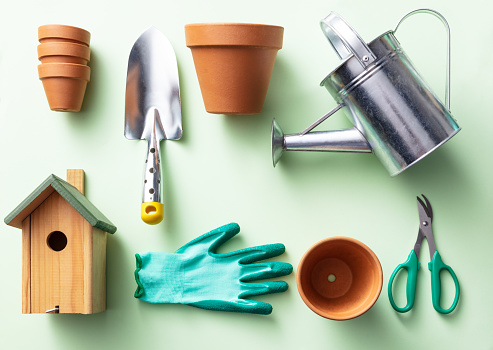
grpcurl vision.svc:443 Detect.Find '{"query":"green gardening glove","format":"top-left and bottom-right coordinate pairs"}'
top-left (134, 223), bottom-right (293, 315)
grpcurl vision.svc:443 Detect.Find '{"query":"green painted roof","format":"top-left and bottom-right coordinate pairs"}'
top-left (4, 174), bottom-right (116, 234)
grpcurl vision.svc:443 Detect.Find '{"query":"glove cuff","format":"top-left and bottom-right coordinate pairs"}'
top-left (134, 252), bottom-right (184, 304)
top-left (134, 254), bottom-right (146, 298)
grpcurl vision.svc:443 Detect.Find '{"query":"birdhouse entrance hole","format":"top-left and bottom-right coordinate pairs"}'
top-left (47, 231), bottom-right (68, 252)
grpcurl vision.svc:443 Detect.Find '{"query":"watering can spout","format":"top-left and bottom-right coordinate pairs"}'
top-left (271, 119), bottom-right (285, 167)
top-left (271, 119), bottom-right (372, 167)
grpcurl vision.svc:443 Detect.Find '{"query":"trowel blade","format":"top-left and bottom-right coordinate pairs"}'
top-left (124, 26), bottom-right (182, 141)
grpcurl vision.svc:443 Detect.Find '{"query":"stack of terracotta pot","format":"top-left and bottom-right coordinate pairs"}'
top-left (37, 25), bottom-right (91, 112)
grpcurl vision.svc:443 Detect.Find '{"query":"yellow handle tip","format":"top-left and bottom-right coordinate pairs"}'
top-left (141, 202), bottom-right (164, 225)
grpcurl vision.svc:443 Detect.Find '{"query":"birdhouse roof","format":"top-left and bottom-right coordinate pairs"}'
top-left (4, 174), bottom-right (116, 234)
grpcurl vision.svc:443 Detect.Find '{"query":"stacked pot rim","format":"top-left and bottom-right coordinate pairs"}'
top-left (37, 24), bottom-right (91, 112)
top-left (38, 24), bottom-right (91, 46)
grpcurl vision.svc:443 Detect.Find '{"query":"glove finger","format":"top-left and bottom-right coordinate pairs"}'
top-left (188, 299), bottom-right (273, 315)
top-left (217, 243), bottom-right (285, 263)
top-left (240, 281), bottom-right (289, 299)
top-left (240, 262), bottom-right (293, 282)
top-left (175, 222), bottom-right (240, 255)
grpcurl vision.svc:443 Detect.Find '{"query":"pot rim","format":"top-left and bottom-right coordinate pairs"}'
top-left (38, 63), bottom-right (90, 81)
top-left (296, 236), bottom-right (383, 320)
top-left (185, 23), bottom-right (283, 48)
top-left (37, 42), bottom-right (91, 61)
top-left (38, 24), bottom-right (91, 46)
top-left (185, 22), bottom-right (283, 28)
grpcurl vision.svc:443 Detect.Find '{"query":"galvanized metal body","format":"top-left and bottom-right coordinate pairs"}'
top-left (125, 27), bottom-right (182, 205)
top-left (321, 31), bottom-right (460, 176)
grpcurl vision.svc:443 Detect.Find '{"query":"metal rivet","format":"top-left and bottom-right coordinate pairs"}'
top-left (362, 56), bottom-right (369, 62)
top-left (423, 221), bottom-right (428, 226)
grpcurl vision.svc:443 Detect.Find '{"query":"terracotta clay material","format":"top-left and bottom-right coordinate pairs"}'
top-left (297, 237), bottom-right (383, 320)
top-left (185, 23), bottom-right (283, 115)
top-left (38, 63), bottom-right (91, 112)
top-left (37, 42), bottom-right (91, 65)
top-left (38, 25), bottom-right (91, 46)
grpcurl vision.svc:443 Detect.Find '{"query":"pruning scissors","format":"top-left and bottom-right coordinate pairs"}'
top-left (388, 195), bottom-right (460, 314)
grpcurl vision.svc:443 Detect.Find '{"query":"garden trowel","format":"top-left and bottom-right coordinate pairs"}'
top-left (125, 27), bottom-right (182, 225)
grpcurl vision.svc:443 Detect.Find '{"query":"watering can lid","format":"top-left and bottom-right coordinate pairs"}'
top-left (320, 12), bottom-right (376, 68)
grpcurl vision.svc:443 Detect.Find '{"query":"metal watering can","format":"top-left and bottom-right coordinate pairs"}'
top-left (272, 9), bottom-right (460, 176)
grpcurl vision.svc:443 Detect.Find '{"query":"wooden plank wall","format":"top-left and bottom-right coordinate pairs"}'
top-left (30, 192), bottom-right (85, 313)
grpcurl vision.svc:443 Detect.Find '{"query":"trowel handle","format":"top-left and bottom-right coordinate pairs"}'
top-left (141, 132), bottom-right (164, 225)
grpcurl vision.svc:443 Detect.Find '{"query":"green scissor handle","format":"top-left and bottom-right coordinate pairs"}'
top-left (429, 251), bottom-right (460, 314)
top-left (388, 250), bottom-right (419, 313)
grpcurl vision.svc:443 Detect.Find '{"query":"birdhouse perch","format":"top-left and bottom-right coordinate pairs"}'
top-left (4, 169), bottom-right (117, 314)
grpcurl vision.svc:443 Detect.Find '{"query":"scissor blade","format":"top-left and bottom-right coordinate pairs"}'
top-left (421, 194), bottom-right (433, 221)
top-left (416, 195), bottom-right (437, 260)
top-left (413, 228), bottom-right (425, 259)
top-left (417, 196), bottom-right (429, 219)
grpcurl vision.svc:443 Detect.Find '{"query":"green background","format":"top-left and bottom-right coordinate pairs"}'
top-left (1, 0), bottom-right (491, 348)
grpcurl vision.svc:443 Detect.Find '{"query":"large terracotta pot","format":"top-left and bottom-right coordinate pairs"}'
top-left (38, 63), bottom-right (91, 112)
top-left (297, 237), bottom-right (383, 320)
top-left (185, 23), bottom-right (283, 115)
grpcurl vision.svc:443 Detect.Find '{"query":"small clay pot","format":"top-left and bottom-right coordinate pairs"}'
top-left (37, 42), bottom-right (91, 65)
top-left (38, 24), bottom-right (91, 46)
top-left (297, 237), bottom-right (383, 320)
top-left (185, 23), bottom-right (283, 115)
top-left (38, 63), bottom-right (91, 112)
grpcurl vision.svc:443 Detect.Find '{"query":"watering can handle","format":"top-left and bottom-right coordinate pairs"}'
top-left (393, 9), bottom-right (451, 109)
top-left (320, 12), bottom-right (376, 68)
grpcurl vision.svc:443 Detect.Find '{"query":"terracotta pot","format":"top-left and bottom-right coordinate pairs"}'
top-left (37, 42), bottom-right (91, 65)
top-left (38, 63), bottom-right (91, 112)
top-left (185, 23), bottom-right (283, 115)
top-left (297, 237), bottom-right (383, 320)
top-left (38, 24), bottom-right (91, 46)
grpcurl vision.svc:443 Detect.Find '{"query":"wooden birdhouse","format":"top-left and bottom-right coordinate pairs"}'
top-left (4, 169), bottom-right (116, 314)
